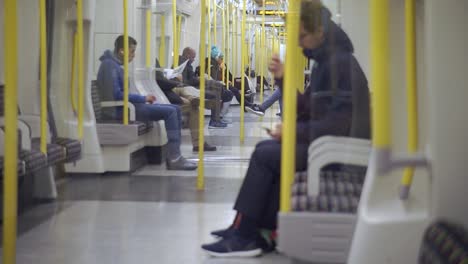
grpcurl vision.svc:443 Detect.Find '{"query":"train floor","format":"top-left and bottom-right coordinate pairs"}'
top-left (2, 96), bottom-right (297, 263)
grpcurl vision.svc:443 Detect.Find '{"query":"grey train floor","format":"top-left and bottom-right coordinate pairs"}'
top-left (1, 103), bottom-right (300, 263)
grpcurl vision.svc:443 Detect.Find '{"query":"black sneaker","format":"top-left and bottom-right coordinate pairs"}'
top-left (245, 105), bottom-right (265, 116)
top-left (201, 233), bottom-right (262, 257)
top-left (257, 230), bottom-right (277, 253)
top-left (193, 143), bottom-right (217, 152)
top-left (210, 226), bottom-right (234, 238)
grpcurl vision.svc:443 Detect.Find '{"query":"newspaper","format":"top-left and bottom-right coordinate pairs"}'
top-left (163, 59), bottom-right (189, 79)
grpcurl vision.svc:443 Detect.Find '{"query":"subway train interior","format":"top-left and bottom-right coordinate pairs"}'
top-left (0, 0), bottom-right (467, 263)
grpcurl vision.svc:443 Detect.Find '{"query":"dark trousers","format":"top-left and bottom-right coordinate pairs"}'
top-left (234, 139), bottom-right (308, 230)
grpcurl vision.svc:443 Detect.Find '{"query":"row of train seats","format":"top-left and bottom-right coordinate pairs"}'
top-left (90, 79), bottom-right (167, 171)
top-left (0, 85), bottom-right (82, 215)
top-left (278, 136), bottom-right (371, 264)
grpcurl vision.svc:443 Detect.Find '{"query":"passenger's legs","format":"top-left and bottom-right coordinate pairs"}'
top-left (135, 104), bottom-right (196, 170)
top-left (260, 88), bottom-right (282, 112)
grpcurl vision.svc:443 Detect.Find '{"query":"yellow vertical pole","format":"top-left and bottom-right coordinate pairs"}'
top-left (40, 0), bottom-right (48, 154)
top-left (400, 0), bottom-right (418, 199)
top-left (146, 8), bottom-right (152, 68)
top-left (280, 0), bottom-right (300, 213)
top-left (176, 15), bottom-right (182, 65)
top-left (260, 0), bottom-right (265, 103)
top-left (159, 15), bottom-right (166, 67)
top-left (198, 0), bottom-right (207, 190)
top-left (172, 0), bottom-right (178, 67)
top-left (70, 33), bottom-right (78, 113)
top-left (370, 0), bottom-right (391, 147)
top-left (77, 0), bottom-right (85, 135)
top-left (225, 2), bottom-right (230, 84)
top-left (213, 0), bottom-right (217, 46)
top-left (233, 7), bottom-right (237, 81)
top-left (3, 1), bottom-right (19, 263)
top-left (123, 0), bottom-right (129, 125)
top-left (207, 0), bottom-right (212, 78)
top-left (221, 0), bottom-right (226, 82)
top-left (240, 0), bottom-right (246, 143)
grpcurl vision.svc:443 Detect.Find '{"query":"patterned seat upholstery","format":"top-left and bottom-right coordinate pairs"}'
top-left (419, 221), bottom-right (468, 264)
top-left (291, 166), bottom-right (366, 213)
top-left (31, 138), bottom-right (66, 166)
top-left (53, 137), bottom-right (81, 162)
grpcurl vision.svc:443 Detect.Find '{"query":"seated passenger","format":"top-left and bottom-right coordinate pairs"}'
top-left (201, 0), bottom-right (370, 257)
top-left (154, 58), bottom-right (217, 152)
top-left (179, 47), bottom-right (232, 128)
top-left (97, 35), bottom-right (197, 170)
top-left (205, 46), bottom-right (255, 109)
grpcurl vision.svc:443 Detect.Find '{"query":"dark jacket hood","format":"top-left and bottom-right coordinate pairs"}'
top-left (100, 50), bottom-right (122, 65)
top-left (303, 8), bottom-right (354, 62)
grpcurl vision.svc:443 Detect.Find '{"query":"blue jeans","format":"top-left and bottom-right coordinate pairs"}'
top-left (134, 103), bottom-right (182, 159)
top-left (260, 89), bottom-right (282, 112)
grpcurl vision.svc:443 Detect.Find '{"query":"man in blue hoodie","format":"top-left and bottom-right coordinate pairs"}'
top-left (97, 35), bottom-right (197, 170)
top-left (201, 0), bottom-right (370, 257)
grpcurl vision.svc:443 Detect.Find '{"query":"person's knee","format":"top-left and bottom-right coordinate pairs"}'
top-left (252, 141), bottom-right (281, 164)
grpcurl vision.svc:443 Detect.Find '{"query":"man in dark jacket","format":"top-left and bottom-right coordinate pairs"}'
top-left (201, 0), bottom-right (370, 257)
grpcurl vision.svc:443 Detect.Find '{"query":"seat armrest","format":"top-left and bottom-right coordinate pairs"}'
top-left (307, 136), bottom-right (371, 197)
top-left (0, 117), bottom-right (32, 151)
top-left (100, 101), bottom-right (136, 122)
top-left (17, 114), bottom-right (53, 142)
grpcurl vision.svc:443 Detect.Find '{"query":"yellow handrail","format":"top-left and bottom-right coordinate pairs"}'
top-left (146, 9), bottom-right (152, 68)
top-left (370, 0), bottom-right (391, 148)
top-left (221, 1), bottom-right (225, 82)
top-left (233, 7), bottom-right (237, 82)
top-left (198, 0), bottom-right (207, 190)
top-left (400, 0), bottom-right (418, 199)
top-left (260, 0), bottom-right (265, 103)
top-left (240, 0), bottom-right (246, 143)
top-left (123, 0), bottom-right (129, 125)
top-left (172, 0), bottom-right (178, 67)
top-left (159, 15), bottom-right (166, 67)
top-left (70, 32), bottom-right (78, 113)
top-left (40, 0), bottom-right (48, 154)
top-left (280, 0), bottom-right (300, 213)
top-left (77, 0), bottom-right (85, 136)
top-left (225, 2), bottom-right (230, 84)
top-left (3, 0), bottom-right (19, 262)
top-left (213, 0), bottom-right (217, 46)
top-left (175, 15), bottom-right (182, 66)
top-left (207, 0), bottom-right (212, 78)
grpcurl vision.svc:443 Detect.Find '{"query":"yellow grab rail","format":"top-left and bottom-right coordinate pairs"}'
top-left (70, 32), bottom-right (78, 113)
top-left (172, 0), bottom-right (178, 67)
top-left (260, 0), bottom-right (265, 103)
top-left (123, 0), bottom-right (129, 125)
top-left (400, 0), bottom-right (418, 199)
top-left (3, 0), bottom-right (19, 262)
top-left (146, 8), bottom-right (152, 68)
top-left (198, 0), bottom-right (207, 190)
top-left (176, 15), bottom-right (182, 66)
top-left (280, 0), bottom-right (300, 213)
top-left (370, 0), bottom-right (391, 148)
top-left (77, 0), bottom-right (85, 136)
top-left (213, 0), bottom-right (217, 46)
top-left (233, 7), bottom-right (237, 81)
top-left (207, 0), bottom-right (212, 78)
top-left (159, 15), bottom-right (166, 67)
top-left (40, 0), bottom-right (48, 154)
top-left (221, 0), bottom-right (225, 82)
top-left (240, 0), bottom-right (246, 143)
